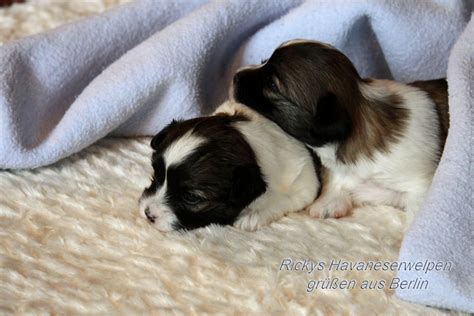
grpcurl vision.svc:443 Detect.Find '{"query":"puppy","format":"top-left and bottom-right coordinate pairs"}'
top-left (139, 101), bottom-right (321, 232)
top-left (232, 40), bottom-right (449, 223)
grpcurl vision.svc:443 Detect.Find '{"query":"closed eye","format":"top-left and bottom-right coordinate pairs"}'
top-left (265, 76), bottom-right (278, 92)
top-left (182, 192), bottom-right (206, 206)
top-left (261, 58), bottom-right (268, 64)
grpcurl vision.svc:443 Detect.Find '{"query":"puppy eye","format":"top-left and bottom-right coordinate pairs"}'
top-left (269, 81), bottom-right (278, 91)
top-left (183, 193), bottom-right (204, 205)
top-left (265, 76), bottom-right (278, 92)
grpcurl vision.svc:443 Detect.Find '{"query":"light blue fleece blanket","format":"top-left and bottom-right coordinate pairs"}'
top-left (0, 0), bottom-right (472, 312)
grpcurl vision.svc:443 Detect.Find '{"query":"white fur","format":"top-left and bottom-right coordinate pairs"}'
top-left (163, 131), bottom-right (206, 168)
top-left (216, 102), bottom-right (320, 231)
top-left (139, 131), bottom-right (206, 232)
top-left (308, 80), bottom-right (441, 224)
top-left (1, 136), bottom-right (433, 314)
top-left (140, 102), bottom-right (319, 232)
top-left (0, 2), bottom-right (445, 314)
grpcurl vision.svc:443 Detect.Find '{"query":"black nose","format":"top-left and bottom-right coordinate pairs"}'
top-left (144, 207), bottom-right (156, 223)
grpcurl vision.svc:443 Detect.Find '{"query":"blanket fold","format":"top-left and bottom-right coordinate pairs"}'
top-left (0, 0), bottom-right (472, 312)
top-left (397, 14), bottom-right (473, 313)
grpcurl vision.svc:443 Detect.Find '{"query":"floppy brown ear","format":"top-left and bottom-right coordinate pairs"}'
top-left (229, 164), bottom-right (267, 208)
top-left (310, 92), bottom-right (352, 147)
top-left (150, 120), bottom-right (178, 150)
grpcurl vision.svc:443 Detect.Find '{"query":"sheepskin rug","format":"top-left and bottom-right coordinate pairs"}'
top-left (0, 1), bottom-right (465, 314)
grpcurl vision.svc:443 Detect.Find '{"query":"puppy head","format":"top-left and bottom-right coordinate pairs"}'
top-left (139, 115), bottom-right (266, 232)
top-left (233, 40), bottom-right (361, 147)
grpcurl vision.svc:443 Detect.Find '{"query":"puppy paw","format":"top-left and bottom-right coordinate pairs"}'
top-left (233, 212), bottom-right (273, 231)
top-left (306, 195), bottom-right (352, 219)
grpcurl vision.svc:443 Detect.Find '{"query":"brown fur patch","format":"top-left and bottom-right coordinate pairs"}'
top-left (232, 41), bottom-right (409, 164)
top-left (336, 84), bottom-right (409, 163)
top-left (409, 79), bottom-right (449, 153)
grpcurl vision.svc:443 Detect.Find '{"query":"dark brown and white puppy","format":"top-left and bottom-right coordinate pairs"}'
top-left (232, 40), bottom-right (449, 223)
top-left (139, 101), bottom-right (321, 232)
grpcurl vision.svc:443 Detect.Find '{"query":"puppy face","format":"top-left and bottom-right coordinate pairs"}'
top-left (233, 40), bottom-right (361, 147)
top-left (139, 115), bottom-right (266, 232)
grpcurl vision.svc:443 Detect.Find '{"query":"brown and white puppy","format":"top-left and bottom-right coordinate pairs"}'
top-left (139, 101), bottom-right (321, 232)
top-left (232, 40), bottom-right (449, 223)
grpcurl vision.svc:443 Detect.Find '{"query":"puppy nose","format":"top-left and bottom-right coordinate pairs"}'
top-left (144, 207), bottom-right (156, 223)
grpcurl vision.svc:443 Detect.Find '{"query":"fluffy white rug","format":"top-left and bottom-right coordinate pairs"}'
top-left (0, 1), bottom-right (466, 314)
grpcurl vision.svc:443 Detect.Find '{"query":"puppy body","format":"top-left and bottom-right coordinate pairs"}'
top-left (313, 80), bottom-right (442, 222)
top-left (215, 102), bottom-right (320, 230)
top-left (139, 101), bottom-right (320, 232)
top-left (233, 40), bottom-right (449, 222)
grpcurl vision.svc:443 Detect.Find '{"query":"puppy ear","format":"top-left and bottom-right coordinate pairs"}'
top-left (150, 120), bottom-right (178, 150)
top-left (229, 164), bottom-right (267, 208)
top-left (310, 92), bottom-right (351, 146)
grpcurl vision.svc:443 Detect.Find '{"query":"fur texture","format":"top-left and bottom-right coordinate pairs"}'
top-left (0, 2), bottom-right (466, 314)
top-left (139, 102), bottom-right (319, 231)
top-left (1, 137), bottom-right (464, 315)
top-left (233, 40), bottom-right (448, 223)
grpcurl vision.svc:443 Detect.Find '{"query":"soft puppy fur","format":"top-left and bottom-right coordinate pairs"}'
top-left (139, 101), bottom-right (321, 232)
top-left (233, 40), bottom-right (449, 223)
